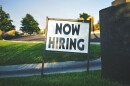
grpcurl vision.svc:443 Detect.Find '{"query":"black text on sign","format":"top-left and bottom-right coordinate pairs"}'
top-left (46, 20), bottom-right (90, 53)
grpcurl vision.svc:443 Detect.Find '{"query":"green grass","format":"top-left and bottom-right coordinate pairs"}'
top-left (0, 71), bottom-right (125, 86)
top-left (0, 40), bottom-right (101, 65)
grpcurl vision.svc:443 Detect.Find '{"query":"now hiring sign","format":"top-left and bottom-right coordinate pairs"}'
top-left (45, 19), bottom-right (90, 53)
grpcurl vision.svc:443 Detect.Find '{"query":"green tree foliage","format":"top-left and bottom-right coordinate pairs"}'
top-left (79, 12), bottom-right (95, 31)
top-left (0, 6), bottom-right (15, 32)
top-left (79, 12), bottom-right (90, 20)
top-left (20, 14), bottom-right (40, 35)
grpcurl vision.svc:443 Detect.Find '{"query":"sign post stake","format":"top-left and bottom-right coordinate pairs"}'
top-left (41, 17), bottom-right (49, 76)
top-left (41, 54), bottom-right (44, 76)
top-left (87, 19), bottom-right (91, 72)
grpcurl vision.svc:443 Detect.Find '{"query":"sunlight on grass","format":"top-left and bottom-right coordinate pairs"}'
top-left (0, 40), bottom-right (101, 65)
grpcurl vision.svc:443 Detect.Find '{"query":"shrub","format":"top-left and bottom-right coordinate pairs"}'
top-left (40, 29), bottom-right (46, 34)
top-left (0, 30), bottom-right (2, 35)
top-left (0, 30), bottom-right (3, 40)
top-left (0, 36), bottom-right (2, 40)
top-left (6, 30), bottom-right (16, 36)
top-left (2, 30), bottom-right (20, 40)
top-left (94, 22), bottom-right (100, 31)
top-left (2, 33), bottom-right (14, 40)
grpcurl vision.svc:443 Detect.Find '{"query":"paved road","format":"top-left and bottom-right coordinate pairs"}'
top-left (10, 31), bottom-right (100, 42)
top-left (0, 58), bottom-right (101, 78)
top-left (11, 34), bottom-right (45, 41)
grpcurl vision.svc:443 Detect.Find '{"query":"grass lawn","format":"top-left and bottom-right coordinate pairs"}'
top-left (0, 71), bottom-right (125, 86)
top-left (0, 40), bottom-right (101, 65)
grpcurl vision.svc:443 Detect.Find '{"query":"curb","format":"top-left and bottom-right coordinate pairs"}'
top-left (0, 58), bottom-right (101, 78)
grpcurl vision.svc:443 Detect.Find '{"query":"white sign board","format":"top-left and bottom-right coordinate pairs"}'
top-left (45, 19), bottom-right (90, 53)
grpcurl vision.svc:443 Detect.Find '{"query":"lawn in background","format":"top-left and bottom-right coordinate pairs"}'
top-left (0, 40), bottom-right (101, 65)
top-left (0, 71), bottom-right (125, 86)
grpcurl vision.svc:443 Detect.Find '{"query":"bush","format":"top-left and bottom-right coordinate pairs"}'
top-left (94, 22), bottom-right (100, 31)
top-left (0, 35), bottom-right (2, 40)
top-left (40, 28), bottom-right (46, 34)
top-left (0, 30), bottom-right (2, 35)
top-left (2, 30), bottom-right (21, 40)
top-left (0, 30), bottom-right (3, 40)
top-left (15, 31), bottom-right (21, 37)
top-left (6, 30), bottom-right (16, 36)
top-left (2, 33), bottom-right (14, 40)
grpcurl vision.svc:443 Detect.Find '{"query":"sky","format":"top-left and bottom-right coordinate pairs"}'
top-left (0, 0), bottom-right (113, 31)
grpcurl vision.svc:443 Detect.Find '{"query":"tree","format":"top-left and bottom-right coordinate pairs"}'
top-left (79, 13), bottom-right (90, 20)
top-left (20, 14), bottom-right (40, 35)
top-left (94, 21), bottom-right (100, 31)
top-left (0, 6), bottom-right (15, 32)
top-left (79, 12), bottom-right (94, 31)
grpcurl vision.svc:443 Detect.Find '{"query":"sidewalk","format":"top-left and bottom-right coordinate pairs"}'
top-left (0, 58), bottom-right (101, 78)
